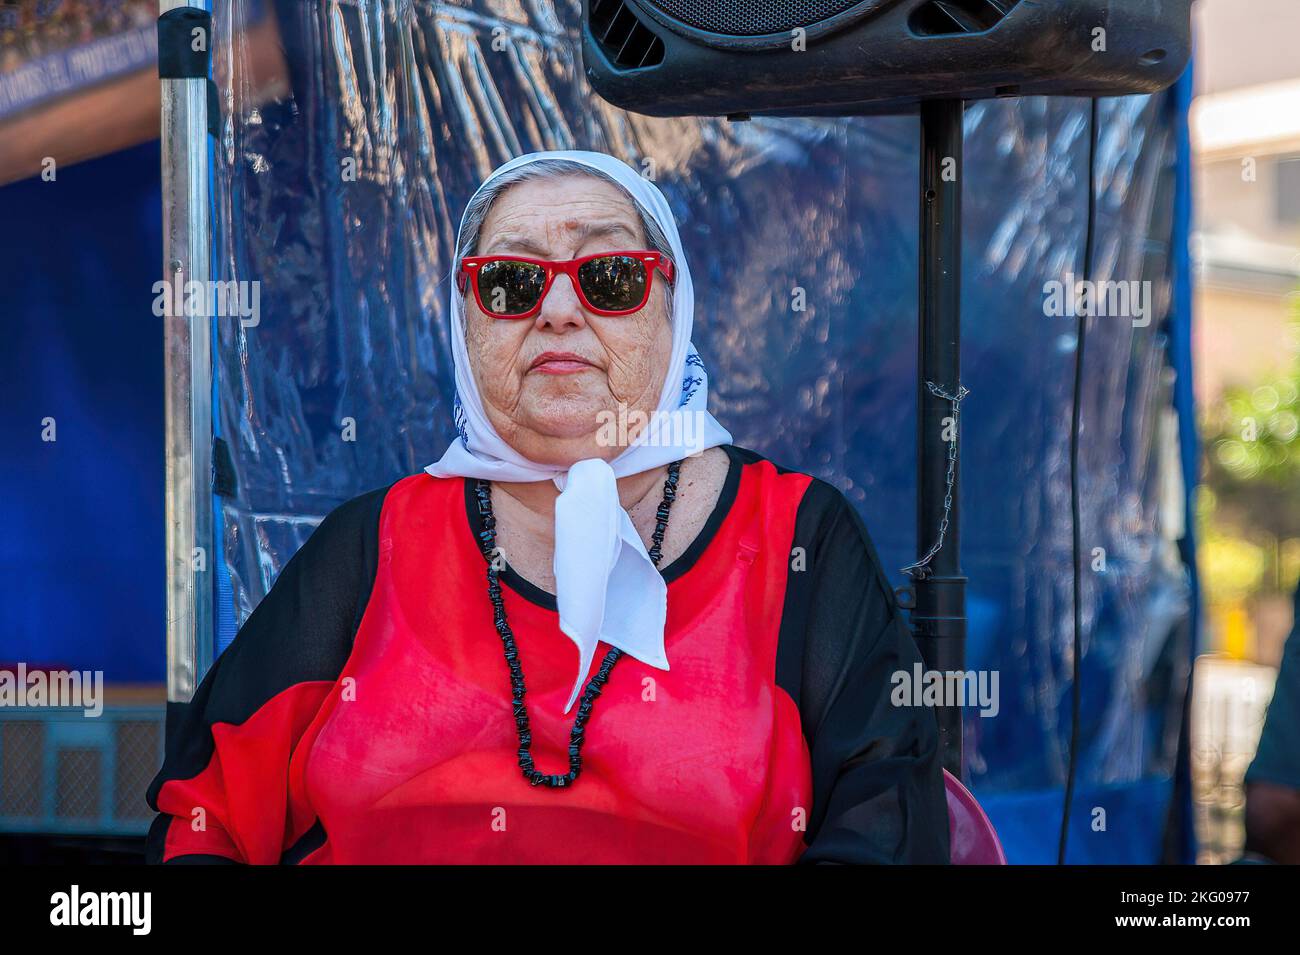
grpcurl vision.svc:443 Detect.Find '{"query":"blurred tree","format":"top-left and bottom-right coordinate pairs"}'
top-left (1203, 304), bottom-right (1300, 549)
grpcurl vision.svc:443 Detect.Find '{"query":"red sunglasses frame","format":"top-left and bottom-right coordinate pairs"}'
top-left (457, 250), bottom-right (675, 319)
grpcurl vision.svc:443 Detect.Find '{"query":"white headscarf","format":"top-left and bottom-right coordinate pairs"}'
top-left (426, 150), bottom-right (732, 713)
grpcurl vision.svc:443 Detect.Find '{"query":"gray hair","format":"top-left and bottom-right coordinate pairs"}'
top-left (456, 158), bottom-right (674, 265)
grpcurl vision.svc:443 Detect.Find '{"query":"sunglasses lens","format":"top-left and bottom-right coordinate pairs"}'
top-left (475, 260), bottom-right (545, 316)
top-left (577, 255), bottom-right (649, 313)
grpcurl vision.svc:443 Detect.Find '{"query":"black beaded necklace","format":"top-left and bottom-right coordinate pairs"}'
top-left (473, 459), bottom-right (682, 788)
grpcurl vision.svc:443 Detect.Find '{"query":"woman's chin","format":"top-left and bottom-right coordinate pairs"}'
top-left (511, 415), bottom-right (623, 465)
top-left (520, 392), bottom-right (606, 433)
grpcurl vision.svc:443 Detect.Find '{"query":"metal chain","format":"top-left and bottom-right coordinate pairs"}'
top-left (901, 381), bottom-right (970, 580)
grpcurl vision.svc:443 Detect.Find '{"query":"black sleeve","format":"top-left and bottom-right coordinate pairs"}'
top-left (777, 478), bottom-right (951, 864)
top-left (1246, 585), bottom-right (1300, 790)
top-left (145, 485), bottom-right (390, 864)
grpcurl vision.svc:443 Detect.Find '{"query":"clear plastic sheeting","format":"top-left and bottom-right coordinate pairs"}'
top-left (210, 0), bottom-right (1192, 861)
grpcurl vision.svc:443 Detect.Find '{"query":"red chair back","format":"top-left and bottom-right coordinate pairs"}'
top-left (944, 770), bottom-right (1006, 865)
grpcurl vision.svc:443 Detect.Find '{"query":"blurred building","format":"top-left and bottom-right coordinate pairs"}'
top-left (1192, 0), bottom-right (1300, 417)
top-left (1190, 0), bottom-right (1300, 864)
top-left (1192, 0), bottom-right (1300, 663)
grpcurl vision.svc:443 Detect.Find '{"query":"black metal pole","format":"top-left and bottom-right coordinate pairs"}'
top-left (914, 99), bottom-right (967, 779)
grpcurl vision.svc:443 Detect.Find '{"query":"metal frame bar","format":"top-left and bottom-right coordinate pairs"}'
top-left (160, 1), bottom-right (213, 703)
top-left (913, 99), bottom-right (967, 778)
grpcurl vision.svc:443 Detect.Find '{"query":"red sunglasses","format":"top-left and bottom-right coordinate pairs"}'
top-left (458, 250), bottom-right (674, 319)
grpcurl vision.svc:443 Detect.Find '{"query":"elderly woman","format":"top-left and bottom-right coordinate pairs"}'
top-left (147, 150), bottom-right (949, 865)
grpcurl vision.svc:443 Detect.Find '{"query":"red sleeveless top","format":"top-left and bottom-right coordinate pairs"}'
top-left (148, 447), bottom-right (949, 865)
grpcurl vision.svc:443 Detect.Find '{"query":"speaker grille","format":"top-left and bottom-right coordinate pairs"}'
top-left (590, 0), bottom-right (665, 69)
top-left (644, 0), bottom-right (867, 37)
top-left (909, 0), bottom-right (1021, 36)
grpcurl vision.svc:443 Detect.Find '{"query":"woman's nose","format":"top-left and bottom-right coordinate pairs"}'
top-left (535, 273), bottom-right (588, 331)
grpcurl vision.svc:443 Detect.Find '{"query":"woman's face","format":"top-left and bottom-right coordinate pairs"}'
top-left (464, 174), bottom-right (673, 467)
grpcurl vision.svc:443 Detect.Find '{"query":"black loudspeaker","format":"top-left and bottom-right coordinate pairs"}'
top-left (582, 0), bottom-right (1193, 117)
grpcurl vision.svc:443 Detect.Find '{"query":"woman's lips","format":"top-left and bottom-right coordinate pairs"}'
top-left (528, 352), bottom-right (596, 375)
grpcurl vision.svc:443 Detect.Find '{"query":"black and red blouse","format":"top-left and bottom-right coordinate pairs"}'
top-left (146, 445), bottom-right (949, 864)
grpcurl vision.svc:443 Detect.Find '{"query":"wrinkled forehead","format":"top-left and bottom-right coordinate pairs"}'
top-left (475, 172), bottom-right (648, 256)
